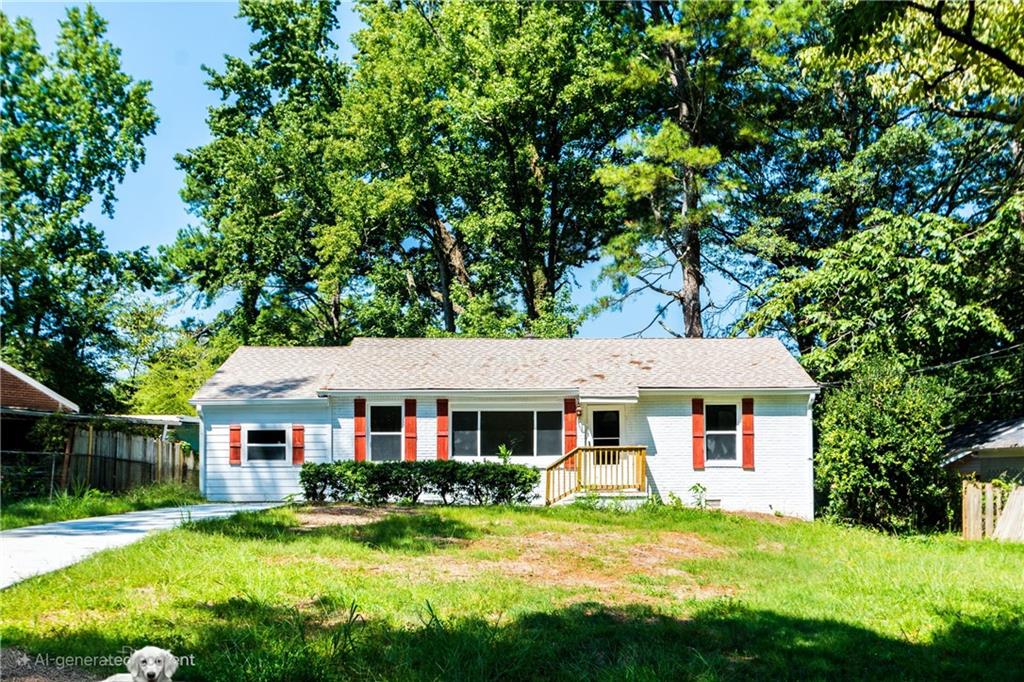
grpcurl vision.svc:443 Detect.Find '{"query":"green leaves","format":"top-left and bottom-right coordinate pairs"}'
top-left (170, 0), bottom-right (348, 345)
top-left (1, 5), bottom-right (157, 410)
top-left (816, 360), bottom-right (956, 533)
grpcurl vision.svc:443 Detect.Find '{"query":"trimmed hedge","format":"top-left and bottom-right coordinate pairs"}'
top-left (299, 460), bottom-right (540, 505)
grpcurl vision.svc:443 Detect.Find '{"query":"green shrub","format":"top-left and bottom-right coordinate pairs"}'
top-left (816, 360), bottom-right (956, 533)
top-left (424, 460), bottom-right (469, 504)
top-left (299, 460), bottom-right (539, 506)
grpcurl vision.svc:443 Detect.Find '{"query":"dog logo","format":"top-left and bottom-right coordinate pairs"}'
top-left (103, 646), bottom-right (178, 681)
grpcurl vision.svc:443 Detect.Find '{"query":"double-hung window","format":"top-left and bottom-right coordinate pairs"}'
top-left (450, 409), bottom-right (562, 457)
top-left (705, 403), bottom-right (739, 465)
top-left (246, 428), bottom-right (288, 462)
top-left (369, 405), bottom-right (402, 462)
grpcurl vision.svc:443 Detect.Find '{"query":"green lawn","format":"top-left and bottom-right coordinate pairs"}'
top-left (0, 483), bottom-right (203, 530)
top-left (1, 503), bottom-right (1022, 681)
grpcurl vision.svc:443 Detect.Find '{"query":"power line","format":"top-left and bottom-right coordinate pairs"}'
top-left (906, 342), bottom-right (1024, 374)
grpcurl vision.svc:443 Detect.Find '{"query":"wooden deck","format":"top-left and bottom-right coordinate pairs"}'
top-left (544, 446), bottom-right (646, 505)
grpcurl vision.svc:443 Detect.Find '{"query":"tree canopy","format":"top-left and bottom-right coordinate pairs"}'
top-left (3, 1), bottom-right (1021, 529)
top-left (1, 6), bottom-right (157, 410)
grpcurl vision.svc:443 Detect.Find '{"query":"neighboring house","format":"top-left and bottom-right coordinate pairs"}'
top-left (945, 417), bottom-right (1024, 483)
top-left (191, 338), bottom-right (819, 518)
top-left (1, 362), bottom-right (80, 455)
top-left (0, 362), bottom-right (79, 415)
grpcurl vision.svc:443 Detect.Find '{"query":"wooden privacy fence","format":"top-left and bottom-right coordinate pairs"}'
top-left (962, 481), bottom-right (1024, 542)
top-left (1, 426), bottom-right (198, 500)
top-left (63, 425), bottom-right (198, 492)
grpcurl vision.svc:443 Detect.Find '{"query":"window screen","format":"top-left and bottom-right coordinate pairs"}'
top-left (705, 404), bottom-right (737, 431)
top-left (536, 411), bottom-right (562, 456)
top-left (452, 411), bottom-right (479, 456)
top-left (370, 405), bottom-right (402, 462)
top-left (592, 410), bottom-right (620, 446)
top-left (705, 404), bottom-right (738, 461)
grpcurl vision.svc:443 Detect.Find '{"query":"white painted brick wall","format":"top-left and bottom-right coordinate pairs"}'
top-left (204, 392), bottom-right (814, 516)
top-left (627, 393), bottom-right (814, 519)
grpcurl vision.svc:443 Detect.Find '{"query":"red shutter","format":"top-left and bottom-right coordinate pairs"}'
top-left (436, 399), bottom-right (449, 460)
top-left (404, 398), bottom-right (417, 461)
top-left (692, 399), bottom-right (705, 470)
top-left (354, 399), bottom-right (367, 462)
top-left (292, 424), bottom-right (305, 465)
top-left (563, 398), bottom-right (577, 453)
top-left (742, 398), bottom-right (755, 470)
top-left (563, 397), bottom-right (578, 469)
top-left (229, 425), bottom-right (242, 465)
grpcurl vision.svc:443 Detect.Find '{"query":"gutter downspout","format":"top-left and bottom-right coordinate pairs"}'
top-left (197, 405), bottom-right (206, 497)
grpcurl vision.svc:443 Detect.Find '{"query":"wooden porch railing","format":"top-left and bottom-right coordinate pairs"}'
top-left (544, 446), bottom-right (646, 505)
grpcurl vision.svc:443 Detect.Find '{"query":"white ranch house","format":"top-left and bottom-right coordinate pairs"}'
top-left (191, 337), bottom-right (818, 518)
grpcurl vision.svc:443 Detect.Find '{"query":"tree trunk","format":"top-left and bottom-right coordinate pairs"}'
top-left (423, 203), bottom-right (472, 333)
top-left (678, 168), bottom-right (704, 338)
top-left (431, 236), bottom-right (456, 333)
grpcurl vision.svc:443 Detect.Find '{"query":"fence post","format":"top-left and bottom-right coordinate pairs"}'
top-left (984, 483), bottom-right (994, 538)
top-left (59, 424), bottom-right (75, 490)
top-left (962, 482), bottom-right (984, 540)
top-left (49, 453), bottom-right (57, 501)
top-left (86, 425), bottom-right (95, 489)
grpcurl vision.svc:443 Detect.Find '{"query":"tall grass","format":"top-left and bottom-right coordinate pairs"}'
top-left (0, 482), bottom-right (203, 530)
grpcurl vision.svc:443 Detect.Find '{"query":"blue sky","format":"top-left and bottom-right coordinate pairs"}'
top-left (8, 1), bottom-right (741, 338)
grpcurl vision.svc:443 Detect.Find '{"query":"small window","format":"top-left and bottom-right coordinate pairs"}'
top-left (705, 404), bottom-right (738, 463)
top-left (452, 411), bottom-right (479, 456)
top-left (247, 429), bottom-right (287, 461)
top-left (370, 405), bottom-right (402, 462)
top-left (536, 411), bottom-right (562, 456)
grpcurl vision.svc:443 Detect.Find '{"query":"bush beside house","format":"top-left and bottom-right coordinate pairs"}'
top-left (300, 460), bottom-right (540, 506)
top-left (816, 361), bottom-right (956, 533)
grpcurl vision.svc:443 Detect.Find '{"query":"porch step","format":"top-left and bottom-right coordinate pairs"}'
top-left (552, 489), bottom-right (650, 508)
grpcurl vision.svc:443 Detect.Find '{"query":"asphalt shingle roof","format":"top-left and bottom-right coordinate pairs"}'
top-left (192, 337), bottom-right (817, 402)
top-left (946, 417), bottom-right (1024, 456)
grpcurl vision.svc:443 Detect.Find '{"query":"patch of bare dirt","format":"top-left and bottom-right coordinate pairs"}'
top-left (293, 504), bottom-right (418, 529)
top-left (730, 510), bottom-right (800, 524)
top-left (286, 506), bottom-right (734, 605)
top-left (0, 647), bottom-right (95, 682)
top-left (376, 527), bottom-right (731, 603)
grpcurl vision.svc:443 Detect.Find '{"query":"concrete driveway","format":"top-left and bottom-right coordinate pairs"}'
top-left (0, 502), bottom-right (280, 589)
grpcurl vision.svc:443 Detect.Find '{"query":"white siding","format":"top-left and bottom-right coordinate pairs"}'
top-left (621, 392), bottom-right (814, 519)
top-left (201, 401), bottom-right (332, 502)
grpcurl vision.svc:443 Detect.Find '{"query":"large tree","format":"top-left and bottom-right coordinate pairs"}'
top-left (1, 6), bottom-right (157, 410)
top-left (738, 0), bottom-right (1023, 418)
top-left (318, 0), bottom-right (645, 333)
top-left (167, 0), bottom-right (350, 345)
top-left (594, 0), bottom-right (812, 337)
top-left (172, 0), bottom-right (643, 339)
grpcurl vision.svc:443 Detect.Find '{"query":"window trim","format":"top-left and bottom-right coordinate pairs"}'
top-left (449, 407), bottom-right (563, 458)
top-left (368, 402), bottom-right (404, 462)
top-left (704, 401), bottom-right (741, 467)
top-left (243, 425), bottom-right (291, 464)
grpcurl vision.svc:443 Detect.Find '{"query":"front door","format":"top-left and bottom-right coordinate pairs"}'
top-left (591, 410), bottom-right (620, 447)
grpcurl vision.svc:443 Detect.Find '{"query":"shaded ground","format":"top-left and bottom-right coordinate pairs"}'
top-left (2, 503), bottom-right (1022, 681)
top-left (0, 647), bottom-right (95, 682)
